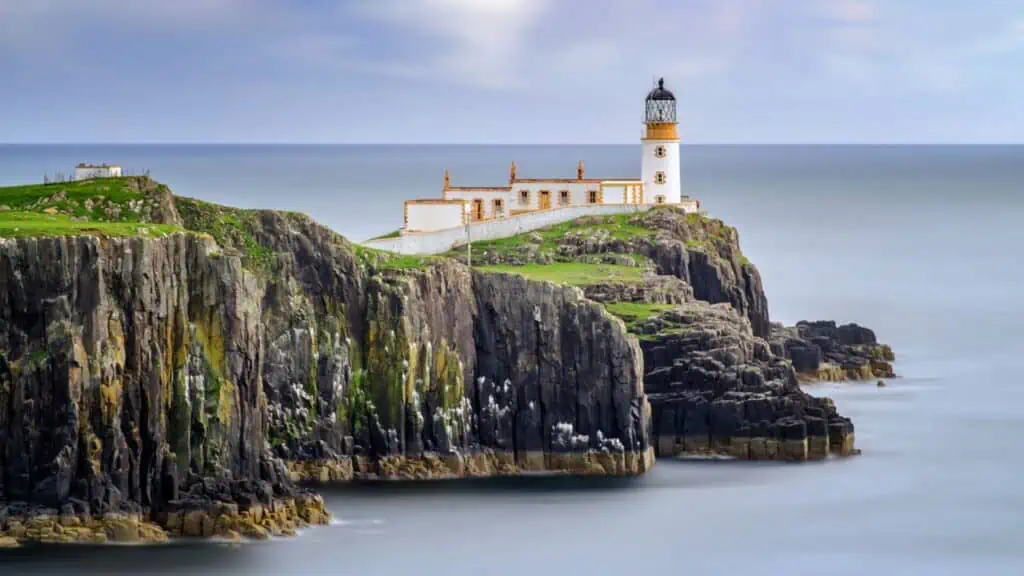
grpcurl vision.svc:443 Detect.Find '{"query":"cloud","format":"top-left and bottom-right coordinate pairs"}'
top-left (352, 0), bottom-right (549, 89)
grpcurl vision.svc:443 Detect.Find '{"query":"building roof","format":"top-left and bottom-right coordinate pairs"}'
top-left (406, 198), bottom-right (468, 205)
top-left (446, 187), bottom-right (512, 191)
top-left (512, 178), bottom-right (605, 184)
top-left (646, 78), bottom-right (675, 101)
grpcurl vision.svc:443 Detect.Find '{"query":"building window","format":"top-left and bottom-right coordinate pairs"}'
top-left (560, 190), bottom-right (570, 206)
top-left (655, 195), bottom-right (666, 204)
top-left (493, 199), bottom-right (504, 217)
top-left (588, 190), bottom-right (599, 204)
top-left (519, 190), bottom-right (529, 205)
top-left (655, 145), bottom-right (667, 158)
top-left (655, 172), bottom-right (666, 185)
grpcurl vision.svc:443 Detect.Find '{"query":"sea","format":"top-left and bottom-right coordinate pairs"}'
top-left (0, 145), bottom-right (1022, 575)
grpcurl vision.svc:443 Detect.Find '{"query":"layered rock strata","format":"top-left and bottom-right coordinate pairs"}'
top-left (770, 321), bottom-right (896, 382)
top-left (633, 304), bottom-right (857, 461)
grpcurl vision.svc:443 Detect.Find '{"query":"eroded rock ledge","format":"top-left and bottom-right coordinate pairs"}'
top-left (770, 321), bottom-right (896, 382)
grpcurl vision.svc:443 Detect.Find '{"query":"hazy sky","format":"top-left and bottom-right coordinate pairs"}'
top-left (1, 1), bottom-right (1022, 143)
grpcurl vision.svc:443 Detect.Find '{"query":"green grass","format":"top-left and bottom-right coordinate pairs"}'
top-left (0, 178), bottom-right (150, 223)
top-left (603, 302), bottom-right (677, 325)
top-left (477, 262), bottom-right (645, 286)
top-left (368, 229), bottom-right (402, 241)
top-left (0, 212), bottom-right (180, 238)
top-left (175, 196), bottom-right (275, 272)
top-left (352, 244), bottom-right (441, 271)
top-left (448, 212), bottom-right (655, 260)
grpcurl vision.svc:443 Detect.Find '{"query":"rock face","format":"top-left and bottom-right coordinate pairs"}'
top-left (277, 261), bottom-right (653, 481)
top-left (0, 232), bottom-right (328, 544)
top-left (637, 304), bottom-right (856, 461)
top-left (770, 321), bottom-right (896, 382)
top-left (452, 207), bottom-right (891, 460)
top-left (0, 194), bottom-right (653, 544)
top-left (464, 209), bottom-right (771, 338)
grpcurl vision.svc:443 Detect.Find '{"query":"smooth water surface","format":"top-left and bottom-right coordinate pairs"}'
top-left (1, 145), bottom-right (1022, 575)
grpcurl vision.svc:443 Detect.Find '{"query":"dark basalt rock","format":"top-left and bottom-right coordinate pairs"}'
top-left (770, 321), bottom-right (896, 381)
top-left (638, 303), bottom-right (858, 461)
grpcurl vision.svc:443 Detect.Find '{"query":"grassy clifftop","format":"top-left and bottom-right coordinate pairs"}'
top-left (0, 177), bottom-right (181, 238)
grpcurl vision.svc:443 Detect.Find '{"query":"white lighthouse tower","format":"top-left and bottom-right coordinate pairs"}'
top-left (641, 78), bottom-right (681, 205)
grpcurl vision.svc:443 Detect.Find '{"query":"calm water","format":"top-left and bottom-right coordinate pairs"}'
top-left (1, 145), bottom-right (1023, 575)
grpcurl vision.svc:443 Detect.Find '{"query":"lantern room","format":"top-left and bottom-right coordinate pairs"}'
top-left (644, 78), bottom-right (678, 140)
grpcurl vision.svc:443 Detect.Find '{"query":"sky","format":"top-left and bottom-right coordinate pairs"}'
top-left (0, 0), bottom-right (1022, 144)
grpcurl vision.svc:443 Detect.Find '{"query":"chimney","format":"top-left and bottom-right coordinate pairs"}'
top-left (577, 160), bottom-right (585, 181)
top-left (510, 161), bottom-right (517, 183)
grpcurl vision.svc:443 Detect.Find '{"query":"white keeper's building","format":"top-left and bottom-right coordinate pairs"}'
top-left (74, 163), bottom-right (122, 181)
top-left (402, 78), bottom-right (699, 234)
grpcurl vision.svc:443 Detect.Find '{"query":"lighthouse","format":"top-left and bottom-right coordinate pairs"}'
top-left (641, 78), bottom-right (682, 205)
top-left (382, 76), bottom-right (700, 243)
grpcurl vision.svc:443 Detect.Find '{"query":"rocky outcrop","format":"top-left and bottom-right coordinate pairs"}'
top-left (637, 304), bottom-right (857, 461)
top-left (631, 209), bottom-right (771, 339)
top-left (583, 276), bottom-right (693, 305)
top-left (0, 196), bottom-right (653, 545)
top-left (460, 209), bottom-right (771, 338)
top-left (770, 321), bottom-right (896, 382)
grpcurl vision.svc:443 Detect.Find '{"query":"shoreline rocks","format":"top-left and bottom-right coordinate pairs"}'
top-left (288, 448), bottom-right (655, 483)
top-left (770, 321), bottom-right (896, 382)
top-left (633, 302), bottom-right (861, 462)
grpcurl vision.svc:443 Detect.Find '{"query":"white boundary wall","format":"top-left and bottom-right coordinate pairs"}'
top-left (362, 201), bottom-right (698, 255)
top-left (406, 202), bottom-right (467, 232)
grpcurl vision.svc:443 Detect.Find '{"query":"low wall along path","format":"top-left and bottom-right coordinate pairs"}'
top-left (363, 204), bottom-right (666, 255)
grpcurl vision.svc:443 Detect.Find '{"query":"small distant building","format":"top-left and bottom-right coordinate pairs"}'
top-left (400, 77), bottom-right (699, 234)
top-left (74, 163), bottom-right (122, 181)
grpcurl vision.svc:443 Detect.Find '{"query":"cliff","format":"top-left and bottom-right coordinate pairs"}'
top-left (0, 178), bottom-right (652, 545)
top-left (0, 178), bottom-right (894, 547)
top-left (448, 206), bottom-right (896, 460)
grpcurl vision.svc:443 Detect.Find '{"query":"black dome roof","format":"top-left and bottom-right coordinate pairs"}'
top-left (646, 78), bottom-right (675, 101)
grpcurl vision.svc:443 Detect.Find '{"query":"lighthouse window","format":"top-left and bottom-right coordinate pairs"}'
top-left (519, 190), bottom-right (530, 205)
top-left (655, 172), bottom-right (667, 185)
top-left (560, 190), bottom-right (570, 205)
top-left (655, 145), bottom-right (667, 158)
top-left (656, 195), bottom-right (666, 204)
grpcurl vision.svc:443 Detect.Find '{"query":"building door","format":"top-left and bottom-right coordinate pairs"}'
top-left (472, 199), bottom-right (484, 221)
top-left (539, 190), bottom-right (551, 210)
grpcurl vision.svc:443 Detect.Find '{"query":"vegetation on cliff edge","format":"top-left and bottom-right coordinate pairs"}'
top-left (0, 177), bottom-right (183, 237)
top-left (477, 263), bottom-right (645, 286)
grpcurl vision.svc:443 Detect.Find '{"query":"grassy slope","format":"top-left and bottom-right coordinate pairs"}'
top-left (453, 212), bottom-right (655, 262)
top-left (603, 302), bottom-right (677, 326)
top-left (0, 213), bottom-right (178, 238)
top-left (174, 196), bottom-right (276, 271)
top-left (477, 262), bottom-right (645, 286)
top-left (0, 177), bottom-right (182, 238)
